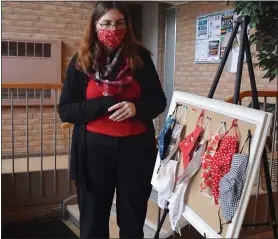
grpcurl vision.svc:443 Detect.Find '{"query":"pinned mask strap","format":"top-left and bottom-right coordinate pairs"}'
top-left (170, 103), bottom-right (180, 118)
top-left (217, 207), bottom-right (231, 235)
top-left (240, 130), bottom-right (252, 155)
top-left (223, 119), bottom-right (238, 138)
top-left (176, 105), bottom-right (187, 126)
top-left (203, 117), bottom-right (211, 140)
top-left (196, 110), bottom-right (205, 127)
top-left (217, 122), bottom-right (227, 134)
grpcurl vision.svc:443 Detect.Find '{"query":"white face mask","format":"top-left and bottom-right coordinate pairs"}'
top-left (152, 123), bottom-right (185, 209)
top-left (156, 160), bottom-right (179, 209)
top-left (168, 139), bottom-right (207, 234)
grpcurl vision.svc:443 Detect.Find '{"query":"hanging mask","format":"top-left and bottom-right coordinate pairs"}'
top-left (158, 104), bottom-right (179, 161)
top-left (200, 122), bottom-right (226, 197)
top-left (97, 29), bottom-right (126, 48)
top-left (152, 105), bottom-right (187, 209)
top-left (168, 137), bottom-right (207, 234)
top-left (211, 119), bottom-right (239, 205)
top-left (179, 110), bottom-right (205, 169)
top-left (218, 131), bottom-right (251, 233)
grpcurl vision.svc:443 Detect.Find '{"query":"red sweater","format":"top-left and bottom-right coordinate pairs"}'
top-left (86, 78), bottom-right (147, 137)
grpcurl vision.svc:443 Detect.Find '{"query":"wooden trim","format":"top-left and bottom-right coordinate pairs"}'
top-left (225, 91), bottom-right (278, 103)
top-left (1, 83), bottom-right (63, 89)
top-left (61, 122), bottom-right (73, 130)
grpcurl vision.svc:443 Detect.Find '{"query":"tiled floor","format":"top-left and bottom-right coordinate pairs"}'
top-left (63, 219), bottom-right (274, 239)
top-left (63, 211), bottom-right (155, 238)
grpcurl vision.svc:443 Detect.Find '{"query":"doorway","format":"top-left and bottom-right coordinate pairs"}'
top-left (126, 3), bottom-right (142, 42)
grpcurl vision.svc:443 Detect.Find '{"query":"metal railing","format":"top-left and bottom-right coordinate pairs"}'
top-left (1, 83), bottom-right (72, 196)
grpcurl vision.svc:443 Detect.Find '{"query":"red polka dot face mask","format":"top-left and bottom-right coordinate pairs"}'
top-left (97, 29), bottom-right (126, 49)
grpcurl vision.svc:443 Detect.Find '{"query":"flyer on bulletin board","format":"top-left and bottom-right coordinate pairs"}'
top-left (195, 10), bottom-right (235, 63)
top-left (196, 40), bottom-right (208, 62)
top-left (208, 14), bottom-right (221, 37)
top-left (197, 16), bottom-right (209, 39)
top-left (208, 39), bottom-right (220, 61)
top-left (221, 10), bottom-right (234, 36)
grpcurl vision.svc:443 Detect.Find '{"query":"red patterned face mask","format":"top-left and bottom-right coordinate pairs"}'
top-left (97, 29), bottom-right (126, 48)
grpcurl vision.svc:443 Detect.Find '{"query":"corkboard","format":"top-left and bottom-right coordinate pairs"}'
top-left (152, 91), bottom-right (272, 238)
top-left (177, 104), bottom-right (256, 237)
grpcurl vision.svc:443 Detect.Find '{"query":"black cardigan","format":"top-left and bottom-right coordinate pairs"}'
top-left (58, 47), bottom-right (167, 191)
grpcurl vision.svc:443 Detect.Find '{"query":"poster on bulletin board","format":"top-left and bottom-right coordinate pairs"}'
top-left (195, 10), bottom-right (235, 63)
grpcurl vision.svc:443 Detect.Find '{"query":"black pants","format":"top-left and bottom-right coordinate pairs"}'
top-left (76, 131), bottom-right (157, 239)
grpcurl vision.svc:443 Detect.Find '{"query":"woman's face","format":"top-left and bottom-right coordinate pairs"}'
top-left (95, 8), bottom-right (127, 49)
top-left (96, 9), bottom-right (126, 31)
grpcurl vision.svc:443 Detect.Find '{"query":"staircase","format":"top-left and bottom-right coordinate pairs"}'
top-left (63, 189), bottom-right (175, 238)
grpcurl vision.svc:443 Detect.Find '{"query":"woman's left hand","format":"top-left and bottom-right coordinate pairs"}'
top-left (108, 101), bottom-right (136, 122)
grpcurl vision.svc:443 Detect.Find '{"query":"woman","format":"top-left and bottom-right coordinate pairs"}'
top-left (58, 2), bottom-right (166, 238)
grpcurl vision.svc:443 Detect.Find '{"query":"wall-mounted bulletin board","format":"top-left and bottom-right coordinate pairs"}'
top-left (152, 91), bottom-right (272, 238)
top-left (195, 9), bottom-right (235, 63)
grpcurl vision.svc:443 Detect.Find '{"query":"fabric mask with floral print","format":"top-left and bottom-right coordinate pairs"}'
top-left (97, 29), bottom-right (126, 48)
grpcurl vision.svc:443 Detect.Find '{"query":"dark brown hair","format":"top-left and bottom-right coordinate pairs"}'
top-left (76, 1), bottom-right (147, 73)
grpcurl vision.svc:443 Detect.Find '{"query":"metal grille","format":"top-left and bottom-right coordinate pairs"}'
top-left (1, 41), bottom-right (51, 58)
top-left (1, 89), bottom-right (51, 100)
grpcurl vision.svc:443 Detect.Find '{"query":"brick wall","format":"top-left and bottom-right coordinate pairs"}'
top-left (2, 1), bottom-right (94, 80)
top-left (175, 2), bottom-right (277, 100)
top-left (2, 1), bottom-right (93, 158)
top-left (155, 2), bottom-right (169, 132)
top-left (1, 106), bottom-right (73, 158)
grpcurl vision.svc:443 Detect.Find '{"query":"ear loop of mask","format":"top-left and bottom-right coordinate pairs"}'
top-left (158, 106), bottom-right (187, 169)
top-left (222, 119), bottom-right (239, 139)
top-left (170, 103), bottom-right (180, 118)
top-left (240, 129), bottom-right (252, 155)
top-left (175, 105), bottom-right (187, 127)
top-left (202, 117), bottom-right (211, 141)
top-left (217, 130), bottom-right (252, 234)
top-left (217, 207), bottom-right (231, 234)
top-left (217, 122), bottom-right (227, 135)
top-left (196, 109), bottom-right (205, 127)
top-left (169, 103), bottom-right (181, 134)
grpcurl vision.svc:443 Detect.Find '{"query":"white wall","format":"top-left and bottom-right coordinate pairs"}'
top-left (141, 2), bottom-right (159, 69)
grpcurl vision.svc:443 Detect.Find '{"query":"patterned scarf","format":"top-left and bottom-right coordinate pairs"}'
top-left (87, 46), bottom-right (133, 96)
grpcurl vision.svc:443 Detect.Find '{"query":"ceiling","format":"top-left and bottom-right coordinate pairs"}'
top-left (162, 1), bottom-right (187, 5)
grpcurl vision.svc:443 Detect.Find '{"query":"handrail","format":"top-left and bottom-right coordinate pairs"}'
top-left (226, 91), bottom-right (278, 103)
top-left (1, 83), bottom-right (63, 90)
top-left (61, 90), bottom-right (278, 130)
top-left (61, 122), bottom-right (73, 130)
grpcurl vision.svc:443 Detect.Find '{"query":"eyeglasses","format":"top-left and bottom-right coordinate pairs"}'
top-left (96, 21), bottom-right (126, 30)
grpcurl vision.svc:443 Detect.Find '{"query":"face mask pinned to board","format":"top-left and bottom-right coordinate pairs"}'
top-left (167, 118), bottom-right (210, 234)
top-left (179, 110), bottom-right (205, 169)
top-left (211, 119), bottom-right (239, 205)
top-left (168, 137), bottom-right (207, 234)
top-left (152, 105), bottom-right (187, 209)
top-left (218, 130), bottom-right (251, 234)
top-left (200, 122), bottom-right (226, 198)
top-left (158, 104), bottom-right (179, 161)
